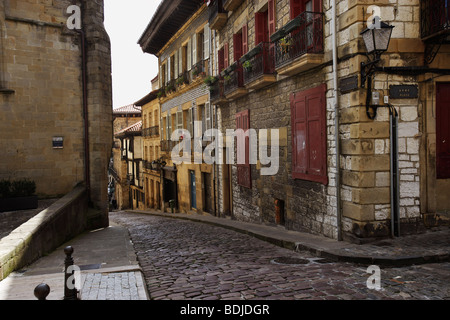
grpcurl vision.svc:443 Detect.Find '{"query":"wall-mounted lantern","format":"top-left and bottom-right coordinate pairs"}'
top-left (360, 18), bottom-right (395, 119)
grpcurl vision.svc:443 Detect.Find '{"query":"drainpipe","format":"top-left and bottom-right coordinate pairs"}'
top-left (76, 29), bottom-right (91, 197)
top-left (331, 0), bottom-right (342, 241)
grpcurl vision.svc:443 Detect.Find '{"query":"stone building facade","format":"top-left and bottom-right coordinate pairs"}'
top-left (139, 1), bottom-right (217, 215)
top-left (207, 0), bottom-right (449, 242)
top-left (136, 89), bottom-right (163, 211)
top-left (0, 0), bottom-right (112, 228)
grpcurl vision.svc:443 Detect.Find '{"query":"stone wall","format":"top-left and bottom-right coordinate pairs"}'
top-left (0, 0), bottom-right (112, 229)
top-left (0, 185), bottom-right (88, 281)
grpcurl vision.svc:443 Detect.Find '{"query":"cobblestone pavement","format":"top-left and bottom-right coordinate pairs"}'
top-left (110, 211), bottom-right (450, 300)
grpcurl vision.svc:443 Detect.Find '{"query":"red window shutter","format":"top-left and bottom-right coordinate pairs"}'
top-left (291, 84), bottom-right (327, 184)
top-left (218, 47), bottom-right (225, 74)
top-left (255, 12), bottom-right (269, 45)
top-left (224, 43), bottom-right (229, 68)
top-left (268, 0), bottom-right (276, 36)
top-left (290, 0), bottom-right (302, 19)
top-left (242, 24), bottom-right (248, 54)
top-left (436, 83), bottom-right (450, 179)
top-left (233, 32), bottom-right (243, 62)
top-left (236, 110), bottom-right (252, 188)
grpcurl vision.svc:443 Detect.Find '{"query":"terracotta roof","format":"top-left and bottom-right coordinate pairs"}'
top-left (113, 104), bottom-right (142, 115)
top-left (115, 121), bottom-right (143, 137)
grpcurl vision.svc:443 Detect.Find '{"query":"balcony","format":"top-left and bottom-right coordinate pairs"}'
top-left (209, 0), bottom-right (227, 31)
top-left (192, 60), bottom-right (207, 80)
top-left (209, 79), bottom-right (228, 105)
top-left (241, 42), bottom-right (276, 90)
top-left (271, 11), bottom-right (324, 76)
top-left (421, 0), bottom-right (450, 41)
top-left (223, 62), bottom-right (248, 101)
top-left (223, 0), bottom-right (244, 12)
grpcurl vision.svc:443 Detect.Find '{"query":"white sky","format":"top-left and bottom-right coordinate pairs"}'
top-left (104, 0), bottom-right (162, 109)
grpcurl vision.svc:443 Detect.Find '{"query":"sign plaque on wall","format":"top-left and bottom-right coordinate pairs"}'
top-left (339, 75), bottom-right (359, 94)
top-left (53, 137), bottom-right (64, 149)
top-left (389, 85), bottom-right (419, 99)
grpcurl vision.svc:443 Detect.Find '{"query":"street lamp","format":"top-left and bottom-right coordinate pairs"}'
top-left (360, 18), bottom-right (395, 119)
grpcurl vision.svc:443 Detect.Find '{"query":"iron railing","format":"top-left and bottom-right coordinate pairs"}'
top-left (210, 79), bottom-right (225, 103)
top-left (223, 62), bottom-right (245, 96)
top-left (272, 11), bottom-right (324, 69)
top-left (242, 42), bottom-right (275, 86)
top-left (420, 0), bottom-right (450, 39)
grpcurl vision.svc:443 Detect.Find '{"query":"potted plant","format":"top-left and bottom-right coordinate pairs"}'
top-left (0, 179), bottom-right (38, 212)
top-left (243, 60), bottom-right (252, 71)
top-left (204, 75), bottom-right (218, 86)
top-left (280, 37), bottom-right (292, 54)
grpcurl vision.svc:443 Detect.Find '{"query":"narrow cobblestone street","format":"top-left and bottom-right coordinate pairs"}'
top-left (110, 211), bottom-right (450, 301)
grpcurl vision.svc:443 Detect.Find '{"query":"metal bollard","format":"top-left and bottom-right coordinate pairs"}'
top-left (63, 246), bottom-right (79, 300)
top-left (34, 283), bottom-right (50, 300)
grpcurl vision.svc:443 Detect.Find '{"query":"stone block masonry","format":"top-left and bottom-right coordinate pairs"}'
top-left (0, 0), bottom-right (113, 229)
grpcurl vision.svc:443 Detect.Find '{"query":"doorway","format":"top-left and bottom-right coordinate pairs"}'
top-left (190, 170), bottom-right (197, 209)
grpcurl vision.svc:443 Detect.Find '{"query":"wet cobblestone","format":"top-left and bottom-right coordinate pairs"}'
top-left (110, 211), bottom-right (450, 300)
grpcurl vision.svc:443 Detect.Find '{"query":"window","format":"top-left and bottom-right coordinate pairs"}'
top-left (290, 84), bottom-right (327, 184)
top-left (236, 110), bottom-right (251, 189)
top-left (176, 110), bottom-right (184, 131)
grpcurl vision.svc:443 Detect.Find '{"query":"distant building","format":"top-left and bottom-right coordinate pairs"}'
top-left (110, 105), bottom-right (142, 210)
top-left (135, 91), bottom-right (162, 211)
top-left (0, 0), bottom-right (112, 228)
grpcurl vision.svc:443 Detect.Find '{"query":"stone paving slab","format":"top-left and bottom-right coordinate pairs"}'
top-left (0, 222), bottom-right (149, 300)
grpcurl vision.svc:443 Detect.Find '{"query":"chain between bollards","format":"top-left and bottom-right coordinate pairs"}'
top-left (64, 246), bottom-right (79, 300)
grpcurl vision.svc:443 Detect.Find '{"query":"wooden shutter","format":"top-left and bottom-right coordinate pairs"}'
top-left (218, 47), bottom-right (225, 74)
top-left (255, 12), bottom-right (268, 45)
top-left (204, 24), bottom-right (210, 59)
top-left (290, 0), bottom-right (302, 19)
top-left (174, 51), bottom-right (179, 79)
top-left (205, 102), bottom-right (211, 131)
top-left (236, 110), bottom-right (251, 189)
top-left (290, 84), bottom-right (327, 184)
top-left (242, 24), bottom-right (248, 54)
top-left (437, 82), bottom-right (450, 179)
top-left (233, 32), bottom-right (243, 62)
top-left (192, 33), bottom-right (197, 65)
top-left (178, 47), bottom-right (183, 76)
top-left (224, 43), bottom-right (229, 68)
top-left (268, 0), bottom-right (276, 36)
top-left (187, 37), bottom-right (192, 70)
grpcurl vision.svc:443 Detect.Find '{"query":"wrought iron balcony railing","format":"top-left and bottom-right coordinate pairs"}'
top-left (209, 79), bottom-right (227, 104)
top-left (271, 11), bottom-right (324, 70)
top-left (242, 42), bottom-right (276, 86)
top-left (421, 0), bottom-right (450, 40)
top-left (192, 60), bottom-right (206, 78)
top-left (223, 62), bottom-right (245, 96)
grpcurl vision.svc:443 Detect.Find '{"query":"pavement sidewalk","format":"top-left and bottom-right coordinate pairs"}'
top-left (0, 222), bottom-right (149, 300)
top-left (128, 209), bottom-right (450, 267)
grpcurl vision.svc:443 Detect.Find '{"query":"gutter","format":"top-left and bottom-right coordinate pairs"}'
top-left (76, 29), bottom-right (90, 195)
top-left (331, 0), bottom-right (342, 241)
